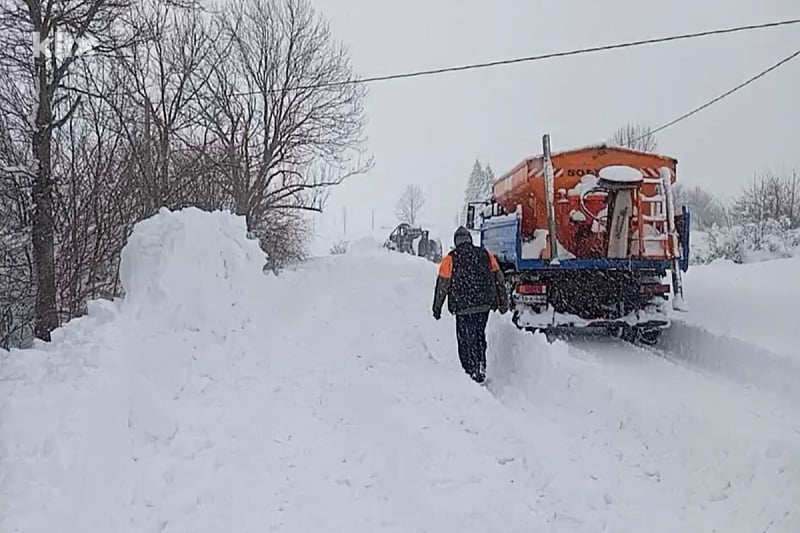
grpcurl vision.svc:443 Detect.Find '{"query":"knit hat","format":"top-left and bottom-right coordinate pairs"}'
top-left (454, 226), bottom-right (473, 246)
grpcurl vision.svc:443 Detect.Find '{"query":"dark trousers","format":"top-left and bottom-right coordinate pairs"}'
top-left (455, 311), bottom-right (489, 382)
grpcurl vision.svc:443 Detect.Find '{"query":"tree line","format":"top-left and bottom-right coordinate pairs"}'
top-left (0, 0), bottom-right (370, 348)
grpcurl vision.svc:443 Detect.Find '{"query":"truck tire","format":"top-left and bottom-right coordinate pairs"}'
top-left (638, 328), bottom-right (661, 346)
top-left (621, 325), bottom-right (661, 346)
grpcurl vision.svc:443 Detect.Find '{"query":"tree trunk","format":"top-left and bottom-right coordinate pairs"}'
top-left (32, 56), bottom-right (58, 341)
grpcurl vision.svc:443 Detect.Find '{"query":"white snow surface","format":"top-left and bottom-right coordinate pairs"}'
top-left (521, 228), bottom-right (549, 259)
top-left (630, 223), bottom-right (665, 256)
top-left (674, 256), bottom-right (800, 361)
top-left (598, 165), bottom-right (644, 184)
top-left (520, 230), bottom-right (577, 260)
top-left (2, 208), bottom-right (799, 533)
top-left (567, 174), bottom-right (599, 196)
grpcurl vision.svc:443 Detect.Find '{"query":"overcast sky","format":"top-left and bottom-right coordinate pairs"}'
top-left (309, 0), bottom-right (800, 250)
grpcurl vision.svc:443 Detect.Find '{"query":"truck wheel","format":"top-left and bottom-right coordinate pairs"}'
top-left (638, 328), bottom-right (661, 346)
top-left (621, 325), bottom-right (638, 344)
top-left (511, 310), bottom-right (522, 329)
top-left (621, 326), bottom-right (661, 346)
top-left (544, 330), bottom-right (559, 344)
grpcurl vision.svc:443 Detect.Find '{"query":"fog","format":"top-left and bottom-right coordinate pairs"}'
top-left (310, 0), bottom-right (800, 249)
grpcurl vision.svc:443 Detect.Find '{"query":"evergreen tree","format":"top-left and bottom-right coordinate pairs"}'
top-left (483, 164), bottom-right (495, 199)
top-left (461, 159), bottom-right (494, 224)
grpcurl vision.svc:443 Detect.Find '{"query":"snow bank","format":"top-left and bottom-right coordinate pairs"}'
top-left (2, 207), bottom-right (799, 533)
top-left (2, 208), bottom-right (273, 533)
top-left (487, 321), bottom-right (800, 533)
top-left (0, 298), bottom-right (130, 533)
top-left (348, 236), bottom-right (383, 253)
top-left (119, 207), bottom-right (267, 330)
top-left (677, 256), bottom-right (800, 359)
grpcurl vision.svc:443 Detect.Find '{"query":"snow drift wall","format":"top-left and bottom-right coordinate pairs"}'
top-left (118, 208), bottom-right (267, 330)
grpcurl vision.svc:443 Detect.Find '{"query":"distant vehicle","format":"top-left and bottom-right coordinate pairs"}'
top-left (467, 137), bottom-right (691, 345)
top-left (384, 223), bottom-right (443, 263)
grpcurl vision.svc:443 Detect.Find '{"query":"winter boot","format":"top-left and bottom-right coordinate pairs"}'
top-left (472, 365), bottom-right (486, 384)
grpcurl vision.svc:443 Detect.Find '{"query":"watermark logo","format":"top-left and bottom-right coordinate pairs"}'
top-left (32, 30), bottom-right (97, 60)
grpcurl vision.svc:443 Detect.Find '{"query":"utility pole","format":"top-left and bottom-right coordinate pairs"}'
top-left (342, 206), bottom-right (347, 236)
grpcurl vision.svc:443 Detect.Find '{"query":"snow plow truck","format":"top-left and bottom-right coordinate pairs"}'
top-left (466, 136), bottom-right (691, 345)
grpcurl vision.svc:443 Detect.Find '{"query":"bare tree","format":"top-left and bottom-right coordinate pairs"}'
top-left (672, 183), bottom-right (728, 229)
top-left (395, 184), bottom-right (425, 226)
top-left (734, 170), bottom-right (800, 229)
top-left (789, 170), bottom-right (799, 226)
top-left (95, 0), bottom-right (220, 216)
top-left (609, 123), bottom-right (658, 153)
top-left (0, 88), bottom-right (36, 346)
top-left (195, 0), bottom-right (371, 267)
top-left (0, 0), bottom-right (134, 340)
top-left (1, 0), bottom-right (367, 343)
top-left (49, 84), bottom-right (138, 322)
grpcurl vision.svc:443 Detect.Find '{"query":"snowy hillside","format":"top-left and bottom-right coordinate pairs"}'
top-left (2, 208), bottom-right (799, 533)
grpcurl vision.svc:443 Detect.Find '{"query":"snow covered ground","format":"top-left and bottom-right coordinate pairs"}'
top-left (659, 257), bottom-right (800, 407)
top-left (677, 256), bottom-right (799, 357)
top-left (2, 208), bottom-right (798, 532)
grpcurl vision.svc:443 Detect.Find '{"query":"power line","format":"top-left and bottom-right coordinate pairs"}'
top-left (635, 48), bottom-right (800, 141)
top-left (234, 18), bottom-right (800, 95)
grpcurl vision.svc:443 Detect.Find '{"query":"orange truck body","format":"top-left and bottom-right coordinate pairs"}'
top-left (493, 145), bottom-right (677, 240)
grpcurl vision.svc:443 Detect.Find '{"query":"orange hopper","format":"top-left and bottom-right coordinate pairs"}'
top-left (492, 144), bottom-right (678, 259)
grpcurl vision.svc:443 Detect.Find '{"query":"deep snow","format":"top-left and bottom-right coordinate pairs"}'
top-left (677, 257), bottom-right (799, 358)
top-left (1, 208), bottom-right (798, 532)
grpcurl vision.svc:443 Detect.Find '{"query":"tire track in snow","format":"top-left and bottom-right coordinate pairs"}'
top-left (259, 253), bottom-right (562, 531)
top-left (483, 320), bottom-right (800, 533)
top-left (654, 320), bottom-right (800, 406)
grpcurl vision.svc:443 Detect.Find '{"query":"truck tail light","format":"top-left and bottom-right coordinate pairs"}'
top-left (516, 284), bottom-right (547, 295)
top-left (640, 283), bottom-right (670, 295)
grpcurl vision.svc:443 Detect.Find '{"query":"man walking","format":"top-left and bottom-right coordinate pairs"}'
top-left (432, 227), bottom-right (508, 383)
